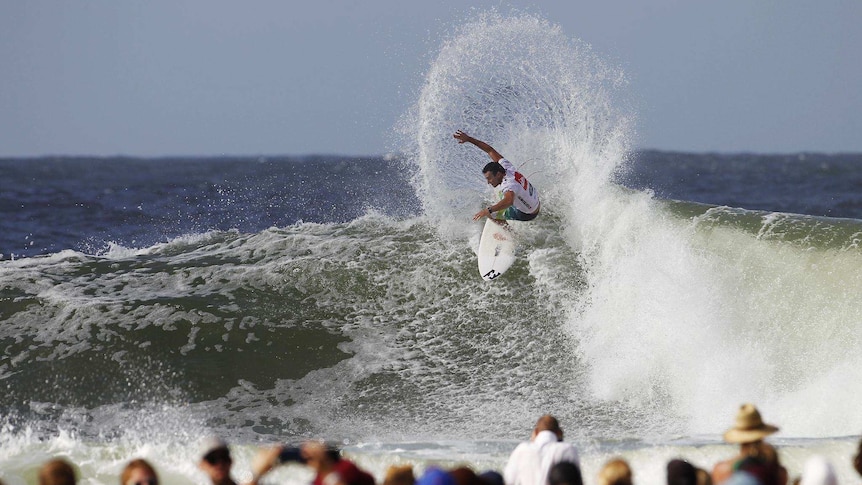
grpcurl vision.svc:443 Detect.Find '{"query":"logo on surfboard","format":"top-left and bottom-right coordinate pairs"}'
top-left (483, 269), bottom-right (503, 280)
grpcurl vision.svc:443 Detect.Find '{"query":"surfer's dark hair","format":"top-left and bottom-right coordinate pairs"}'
top-left (482, 162), bottom-right (505, 175)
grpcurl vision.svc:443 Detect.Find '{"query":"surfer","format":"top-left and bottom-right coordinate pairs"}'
top-left (454, 130), bottom-right (540, 222)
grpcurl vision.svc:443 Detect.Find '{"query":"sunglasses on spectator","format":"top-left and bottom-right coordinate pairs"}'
top-left (127, 480), bottom-right (157, 485)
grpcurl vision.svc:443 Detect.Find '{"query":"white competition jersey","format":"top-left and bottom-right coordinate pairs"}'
top-left (498, 158), bottom-right (540, 214)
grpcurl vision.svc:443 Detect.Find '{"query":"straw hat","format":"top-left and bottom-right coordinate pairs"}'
top-left (723, 403), bottom-right (779, 444)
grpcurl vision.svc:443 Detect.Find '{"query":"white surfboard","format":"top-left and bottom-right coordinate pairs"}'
top-left (477, 218), bottom-right (517, 280)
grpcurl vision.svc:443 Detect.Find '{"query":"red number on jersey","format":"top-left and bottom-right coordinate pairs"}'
top-left (513, 171), bottom-right (529, 190)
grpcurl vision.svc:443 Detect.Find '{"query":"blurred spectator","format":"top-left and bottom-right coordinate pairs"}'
top-left (597, 458), bottom-right (632, 485)
top-left (251, 441), bottom-right (374, 485)
top-left (504, 415), bottom-right (580, 485)
top-left (548, 462), bottom-right (582, 485)
top-left (198, 436), bottom-right (238, 485)
top-left (712, 404), bottom-right (786, 485)
top-left (384, 465), bottom-right (415, 485)
top-left (120, 459), bottom-right (159, 485)
top-left (799, 456), bottom-right (836, 485)
top-left (38, 459), bottom-right (77, 485)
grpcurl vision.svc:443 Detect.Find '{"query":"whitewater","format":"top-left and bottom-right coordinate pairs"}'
top-left (2, 11), bottom-right (862, 485)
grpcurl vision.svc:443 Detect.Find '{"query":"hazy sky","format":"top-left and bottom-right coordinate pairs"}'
top-left (2, 1), bottom-right (860, 157)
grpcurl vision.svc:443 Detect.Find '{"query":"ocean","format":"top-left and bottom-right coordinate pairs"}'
top-left (3, 12), bottom-right (862, 485)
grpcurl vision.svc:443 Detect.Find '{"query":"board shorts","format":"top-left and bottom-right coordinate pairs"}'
top-left (492, 204), bottom-right (539, 221)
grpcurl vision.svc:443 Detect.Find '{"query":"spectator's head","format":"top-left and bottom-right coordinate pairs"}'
top-left (533, 415), bottom-right (563, 441)
top-left (548, 462), bottom-right (583, 485)
top-left (449, 467), bottom-right (483, 485)
top-left (799, 456), bottom-right (836, 485)
top-left (667, 460), bottom-right (697, 485)
top-left (723, 404), bottom-right (779, 444)
top-left (416, 468), bottom-right (456, 485)
top-left (39, 459), bottom-right (77, 485)
top-left (478, 471), bottom-right (504, 485)
top-left (198, 436), bottom-right (233, 485)
top-left (598, 458), bottom-right (632, 485)
top-left (384, 465), bottom-right (416, 485)
top-left (120, 459), bottom-right (159, 485)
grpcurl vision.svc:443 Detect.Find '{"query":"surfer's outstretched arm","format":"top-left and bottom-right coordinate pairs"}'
top-left (454, 130), bottom-right (504, 163)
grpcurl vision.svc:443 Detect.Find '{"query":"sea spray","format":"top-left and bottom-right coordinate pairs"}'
top-left (401, 9), bottom-right (862, 439)
top-left (400, 10), bottom-right (712, 437)
top-left (400, 11), bottom-right (630, 238)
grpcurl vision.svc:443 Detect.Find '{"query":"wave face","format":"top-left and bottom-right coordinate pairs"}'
top-left (0, 215), bottom-right (584, 445)
top-left (2, 10), bottom-right (862, 485)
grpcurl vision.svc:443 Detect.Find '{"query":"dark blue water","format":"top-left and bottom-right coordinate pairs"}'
top-left (3, 152), bottom-right (862, 260)
top-left (624, 151), bottom-right (862, 219)
top-left (0, 156), bottom-right (418, 259)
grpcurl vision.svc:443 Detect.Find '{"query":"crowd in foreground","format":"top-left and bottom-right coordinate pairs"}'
top-left (19, 404), bottom-right (862, 485)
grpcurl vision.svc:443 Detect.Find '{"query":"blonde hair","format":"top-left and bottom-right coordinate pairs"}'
top-left (598, 458), bottom-right (632, 485)
top-left (120, 459), bottom-right (158, 485)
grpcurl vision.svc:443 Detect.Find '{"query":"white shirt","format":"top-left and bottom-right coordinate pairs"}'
top-left (503, 431), bottom-right (580, 485)
top-left (498, 158), bottom-right (540, 214)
